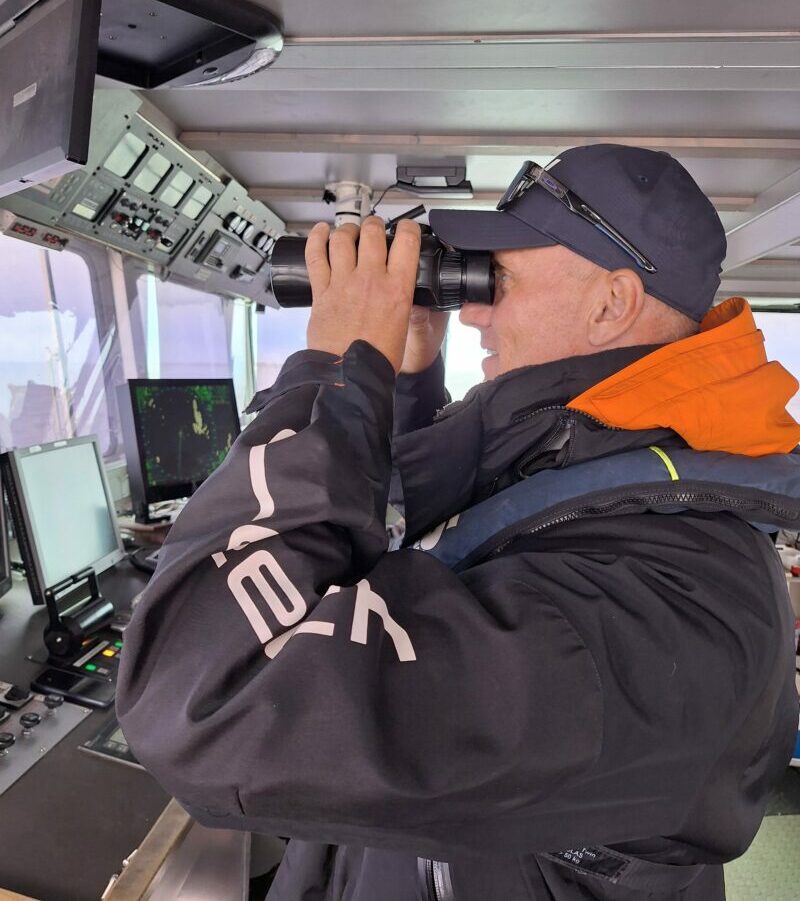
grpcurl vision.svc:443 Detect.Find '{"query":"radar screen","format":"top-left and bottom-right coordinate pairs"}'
top-left (131, 381), bottom-right (240, 491)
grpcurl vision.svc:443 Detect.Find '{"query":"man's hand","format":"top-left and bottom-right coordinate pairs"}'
top-left (400, 308), bottom-right (450, 374)
top-left (305, 217), bottom-right (422, 374)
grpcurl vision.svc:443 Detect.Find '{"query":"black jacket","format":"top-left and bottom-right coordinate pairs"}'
top-left (116, 341), bottom-right (799, 901)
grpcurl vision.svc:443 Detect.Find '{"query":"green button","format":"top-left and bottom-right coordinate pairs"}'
top-left (114, 641), bottom-right (123, 648)
top-left (85, 663), bottom-right (97, 672)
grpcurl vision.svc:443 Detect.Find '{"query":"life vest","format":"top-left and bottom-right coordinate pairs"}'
top-left (413, 446), bottom-right (800, 571)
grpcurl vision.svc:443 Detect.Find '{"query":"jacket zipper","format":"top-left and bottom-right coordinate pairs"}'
top-left (511, 403), bottom-right (622, 431)
top-left (488, 488), bottom-right (795, 558)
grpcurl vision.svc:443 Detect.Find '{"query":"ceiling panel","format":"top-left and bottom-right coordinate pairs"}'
top-left (150, 89), bottom-right (800, 139)
top-left (132, 3), bottom-right (800, 288)
top-left (260, 0), bottom-right (799, 36)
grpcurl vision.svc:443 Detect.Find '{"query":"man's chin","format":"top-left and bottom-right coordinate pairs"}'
top-left (481, 354), bottom-right (500, 380)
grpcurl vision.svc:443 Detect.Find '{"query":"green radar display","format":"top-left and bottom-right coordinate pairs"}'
top-left (131, 381), bottom-right (240, 491)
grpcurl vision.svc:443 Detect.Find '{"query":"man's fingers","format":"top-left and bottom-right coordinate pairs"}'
top-left (328, 222), bottom-right (359, 276)
top-left (305, 223), bottom-right (331, 294)
top-left (408, 307), bottom-right (431, 327)
top-left (356, 216), bottom-right (388, 272)
top-left (387, 220), bottom-right (422, 294)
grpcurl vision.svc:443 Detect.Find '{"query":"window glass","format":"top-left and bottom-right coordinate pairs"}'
top-left (47, 249), bottom-right (113, 454)
top-left (754, 312), bottom-right (800, 421)
top-left (255, 306), bottom-right (310, 390)
top-left (443, 315), bottom-right (483, 400)
top-left (134, 274), bottom-right (232, 380)
top-left (0, 234), bottom-right (112, 451)
top-left (229, 298), bottom-right (256, 414)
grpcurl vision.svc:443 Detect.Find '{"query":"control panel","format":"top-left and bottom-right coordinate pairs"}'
top-left (0, 90), bottom-right (284, 307)
top-left (0, 681), bottom-right (91, 797)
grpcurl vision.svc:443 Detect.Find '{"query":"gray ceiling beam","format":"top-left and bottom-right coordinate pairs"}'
top-left (286, 31), bottom-right (800, 46)
top-left (183, 67), bottom-right (800, 92)
top-left (723, 181), bottom-right (800, 272)
top-left (274, 39), bottom-right (800, 71)
top-left (719, 277), bottom-right (800, 297)
top-left (734, 165), bottom-right (800, 219)
top-left (251, 186), bottom-right (755, 212)
top-left (181, 131), bottom-right (800, 160)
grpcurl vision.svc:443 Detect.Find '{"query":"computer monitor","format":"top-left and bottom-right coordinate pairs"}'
top-left (118, 379), bottom-right (241, 522)
top-left (0, 436), bottom-right (125, 606)
top-left (0, 0), bottom-right (101, 198)
top-left (0, 468), bottom-right (12, 599)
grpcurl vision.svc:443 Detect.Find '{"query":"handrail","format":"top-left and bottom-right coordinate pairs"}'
top-left (101, 799), bottom-right (193, 901)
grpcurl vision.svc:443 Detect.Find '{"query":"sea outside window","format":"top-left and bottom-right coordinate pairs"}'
top-left (0, 233), bottom-right (112, 453)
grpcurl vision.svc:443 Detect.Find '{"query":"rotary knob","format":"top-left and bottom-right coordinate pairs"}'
top-left (0, 732), bottom-right (16, 754)
top-left (20, 712), bottom-right (41, 732)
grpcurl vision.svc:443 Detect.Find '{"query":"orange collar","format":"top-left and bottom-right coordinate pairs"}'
top-left (567, 298), bottom-right (800, 456)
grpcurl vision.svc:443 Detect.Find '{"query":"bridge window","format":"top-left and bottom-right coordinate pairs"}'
top-left (0, 233), bottom-right (112, 454)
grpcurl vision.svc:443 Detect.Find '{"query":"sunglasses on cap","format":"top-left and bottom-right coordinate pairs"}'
top-left (498, 161), bottom-right (657, 274)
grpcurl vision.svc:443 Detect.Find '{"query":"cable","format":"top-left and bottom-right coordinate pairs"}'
top-left (371, 183), bottom-right (398, 216)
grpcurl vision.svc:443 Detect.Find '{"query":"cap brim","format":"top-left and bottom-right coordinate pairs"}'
top-left (428, 208), bottom-right (557, 251)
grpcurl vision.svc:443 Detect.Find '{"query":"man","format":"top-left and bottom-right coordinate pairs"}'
top-left (117, 144), bottom-right (800, 900)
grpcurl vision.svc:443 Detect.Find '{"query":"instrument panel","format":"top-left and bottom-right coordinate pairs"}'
top-left (0, 90), bottom-right (283, 307)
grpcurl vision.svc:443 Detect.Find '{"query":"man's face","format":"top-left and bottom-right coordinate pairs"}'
top-left (459, 245), bottom-right (594, 380)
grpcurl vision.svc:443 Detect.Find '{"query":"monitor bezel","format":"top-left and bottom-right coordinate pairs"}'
top-left (0, 0), bottom-right (101, 198)
top-left (2, 435), bottom-right (125, 605)
top-left (122, 378), bottom-right (241, 507)
top-left (0, 467), bottom-right (12, 599)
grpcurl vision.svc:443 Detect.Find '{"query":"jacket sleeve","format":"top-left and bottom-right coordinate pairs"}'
top-left (116, 340), bottom-right (603, 857)
top-left (393, 352), bottom-right (450, 436)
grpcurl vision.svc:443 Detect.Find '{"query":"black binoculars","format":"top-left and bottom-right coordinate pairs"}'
top-left (268, 228), bottom-right (494, 311)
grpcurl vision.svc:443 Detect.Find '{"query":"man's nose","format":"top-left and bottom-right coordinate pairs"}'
top-left (459, 301), bottom-right (492, 329)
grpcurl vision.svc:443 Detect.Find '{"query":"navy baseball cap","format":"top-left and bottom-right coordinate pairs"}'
top-left (428, 144), bottom-right (727, 321)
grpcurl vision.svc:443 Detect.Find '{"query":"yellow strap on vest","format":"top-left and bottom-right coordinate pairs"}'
top-left (648, 446), bottom-right (679, 481)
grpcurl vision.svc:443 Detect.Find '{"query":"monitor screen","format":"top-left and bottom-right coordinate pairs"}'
top-left (0, 469), bottom-right (12, 599)
top-left (0, 0), bottom-right (101, 198)
top-left (122, 379), bottom-right (240, 508)
top-left (4, 437), bottom-right (124, 597)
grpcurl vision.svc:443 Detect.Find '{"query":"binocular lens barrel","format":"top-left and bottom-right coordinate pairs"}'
top-left (269, 235), bottom-right (494, 310)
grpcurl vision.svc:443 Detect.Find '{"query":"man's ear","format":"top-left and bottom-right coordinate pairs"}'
top-left (585, 269), bottom-right (646, 348)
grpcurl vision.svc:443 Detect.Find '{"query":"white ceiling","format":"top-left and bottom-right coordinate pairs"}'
top-left (134, 0), bottom-right (800, 296)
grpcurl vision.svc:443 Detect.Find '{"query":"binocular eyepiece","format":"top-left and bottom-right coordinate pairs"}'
top-left (268, 232), bottom-right (494, 311)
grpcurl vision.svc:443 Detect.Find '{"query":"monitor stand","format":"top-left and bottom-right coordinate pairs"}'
top-left (134, 500), bottom-right (170, 525)
top-left (42, 567), bottom-right (114, 659)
